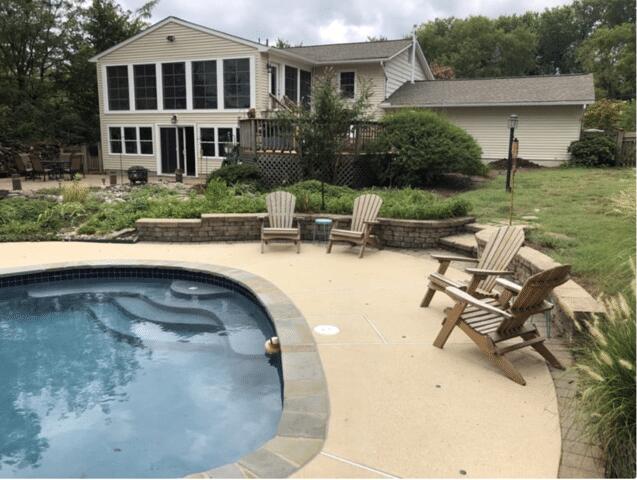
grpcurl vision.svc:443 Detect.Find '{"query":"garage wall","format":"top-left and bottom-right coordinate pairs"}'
top-left (436, 105), bottom-right (585, 167)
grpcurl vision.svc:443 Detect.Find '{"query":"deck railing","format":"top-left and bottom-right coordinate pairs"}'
top-left (239, 118), bottom-right (385, 155)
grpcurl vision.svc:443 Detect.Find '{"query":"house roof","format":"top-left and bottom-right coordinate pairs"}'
top-left (278, 39), bottom-right (413, 63)
top-left (383, 74), bottom-right (595, 107)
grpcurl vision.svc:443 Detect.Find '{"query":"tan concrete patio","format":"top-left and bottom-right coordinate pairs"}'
top-left (0, 241), bottom-right (562, 478)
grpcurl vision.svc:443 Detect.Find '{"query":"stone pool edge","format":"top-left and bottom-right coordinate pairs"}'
top-left (0, 259), bottom-right (329, 479)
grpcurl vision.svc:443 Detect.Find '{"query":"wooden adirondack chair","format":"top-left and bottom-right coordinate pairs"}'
top-left (260, 191), bottom-right (301, 253)
top-left (421, 225), bottom-right (525, 307)
top-left (326, 193), bottom-right (383, 258)
top-left (433, 265), bottom-right (571, 385)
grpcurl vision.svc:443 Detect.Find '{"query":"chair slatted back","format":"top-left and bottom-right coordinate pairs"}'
top-left (29, 155), bottom-right (45, 173)
top-left (476, 226), bottom-right (525, 292)
top-left (16, 154), bottom-right (30, 171)
top-left (71, 154), bottom-right (82, 171)
top-left (497, 265), bottom-right (571, 334)
top-left (266, 191), bottom-right (296, 228)
top-left (350, 194), bottom-right (383, 232)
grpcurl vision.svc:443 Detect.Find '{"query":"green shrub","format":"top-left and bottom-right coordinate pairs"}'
top-left (568, 134), bottom-right (617, 167)
top-left (575, 276), bottom-right (636, 478)
top-left (374, 109), bottom-right (485, 186)
top-left (619, 101), bottom-right (636, 132)
top-left (207, 163), bottom-right (263, 188)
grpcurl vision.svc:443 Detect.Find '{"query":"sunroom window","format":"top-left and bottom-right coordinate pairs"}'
top-left (223, 59), bottom-right (250, 109)
top-left (106, 66), bottom-right (130, 111)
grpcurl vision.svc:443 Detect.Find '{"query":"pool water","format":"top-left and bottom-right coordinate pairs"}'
top-left (0, 277), bottom-right (282, 478)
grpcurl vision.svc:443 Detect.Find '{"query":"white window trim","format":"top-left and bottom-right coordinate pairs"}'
top-left (269, 62), bottom-right (280, 98)
top-left (106, 125), bottom-right (155, 156)
top-left (198, 124), bottom-right (240, 160)
top-left (337, 69), bottom-right (357, 99)
top-left (102, 55), bottom-right (256, 114)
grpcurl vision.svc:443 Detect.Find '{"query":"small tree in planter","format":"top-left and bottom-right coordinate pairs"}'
top-left (277, 69), bottom-right (372, 208)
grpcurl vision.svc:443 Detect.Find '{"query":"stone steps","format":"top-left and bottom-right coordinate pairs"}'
top-left (439, 233), bottom-right (478, 256)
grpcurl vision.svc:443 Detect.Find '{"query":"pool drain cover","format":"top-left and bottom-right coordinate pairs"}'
top-left (313, 325), bottom-right (340, 336)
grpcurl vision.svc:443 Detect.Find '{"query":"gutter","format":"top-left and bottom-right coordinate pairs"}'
top-left (381, 100), bottom-right (594, 108)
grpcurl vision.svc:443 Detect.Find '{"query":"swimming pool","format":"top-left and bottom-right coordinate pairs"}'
top-left (0, 267), bottom-right (284, 478)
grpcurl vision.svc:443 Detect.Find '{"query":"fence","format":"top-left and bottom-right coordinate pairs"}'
top-left (616, 131), bottom-right (636, 167)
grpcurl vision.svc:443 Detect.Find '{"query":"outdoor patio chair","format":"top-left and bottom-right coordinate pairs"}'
top-left (260, 191), bottom-right (301, 253)
top-left (326, 193), bottom-right (383, 259)
top-left (433, 264), bottom-right (571, 385)
top-left (421, 225), bottom-right (525, 307)
top-left (64, 153), bottom-right (83, 179)
top-left (29, 155), bottom-right (52, 181)
top-left (16, 154), bottom-right (35, 180)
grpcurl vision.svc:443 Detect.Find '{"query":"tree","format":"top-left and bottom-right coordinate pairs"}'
top-left (430, 63), bottom-right (455, 79)
top-left (576, 23), bottom-right (636, 99)
top-left (583, 99), bottom-right (630, 132)
top-left (276, 69), bottom-right (371, 204)
top-left (536, 5), bottom-right (581, 74)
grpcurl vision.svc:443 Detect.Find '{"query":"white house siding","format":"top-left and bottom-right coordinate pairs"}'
top-left (314, 63), bottom-right (386, 118)
top-left (435, 105), bottom-right (585, 166)
top-left (96, 21), bottom-right (265, 175)
top-left (384, 47), bottom-right (425, 98)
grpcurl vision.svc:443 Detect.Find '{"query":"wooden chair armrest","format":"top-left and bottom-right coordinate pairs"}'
top-left (495, 277), bottom-right (523, 293)
top-left (445, 286), bottom-right (513, 319)
top-left (465, 267), bottom-right (515, 278)
top-left (431, 254), bottom-right (479, 264)
top-left (363, 220), bottom-right (380, 225)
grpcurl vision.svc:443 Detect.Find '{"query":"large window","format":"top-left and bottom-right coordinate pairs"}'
top-left (200, 128), bottom-right (216, 156)
top-left (133, 64), bottom-right (157, 110)
top-left (139, 127), bottom-right (153, 154)
top-left (285, 66), bottom-right (298, 102)
top-left (108, 126), bottom-right (153, 155)
top-left (340, 71), bottom-right (355, 99)
top-left (223, 59), bottom-right (250, 109)
top-left (199, 126), bottom-right (239, 157)
top-left (192, 60), bottom-right (217, 109)
top-left (162, 62), bottom-right (187, 109)
top-left (109, 127), bottom-right (123, 153)
top-left (300, 70), bottom-right (312, 107)
top-left (106, 65), bottom-right (130, 111)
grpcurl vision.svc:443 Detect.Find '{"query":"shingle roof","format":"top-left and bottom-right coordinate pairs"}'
top-left (279, 39), bottom-right (411, 63)
top-left (384, 74), bottom-right (595, 107)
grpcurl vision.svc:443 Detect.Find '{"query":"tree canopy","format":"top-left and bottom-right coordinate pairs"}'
top-left (0, 0), bottom-right (156, 147)
top-left (416, 0), bottom-right (635, 99)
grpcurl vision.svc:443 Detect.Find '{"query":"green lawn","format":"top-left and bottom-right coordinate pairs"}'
top-left (457, 168), bottom-right (636, 297)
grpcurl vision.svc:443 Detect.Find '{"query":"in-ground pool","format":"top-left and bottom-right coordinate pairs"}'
top-left (0, 268), bottom-right (282, 478)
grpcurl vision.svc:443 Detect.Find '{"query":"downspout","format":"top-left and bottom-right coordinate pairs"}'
top-left (411, 24), bottom-right (417, 83)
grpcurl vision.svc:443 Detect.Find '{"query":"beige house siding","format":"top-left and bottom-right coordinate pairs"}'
top-left (385, 47), bottom-right (425, 97)
top-left (314, 63), bottom-right (386, 118)
top-left (436, 105), bottom-right (584, 166)
top-left (96, 21), bottom-right (267, 175)
top-left (259, 53), bottom-right (314, 113)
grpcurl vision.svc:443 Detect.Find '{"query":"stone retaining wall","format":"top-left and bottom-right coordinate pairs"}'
top-left (136, 214), bottom-right (475, 249)
top-left (476, 229), bottom-right (603, 339)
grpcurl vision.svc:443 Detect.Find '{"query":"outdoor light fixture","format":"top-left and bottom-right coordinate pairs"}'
top-left (266, 62), bottom-right (273, 73)
top-left (505, 114), bottom-right (518, 192)
top-left (170, 115), bottom-right (177, 125)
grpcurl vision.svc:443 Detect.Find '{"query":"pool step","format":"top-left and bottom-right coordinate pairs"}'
top-left (27, 282), bottom-right (162, 299)
top-left (113, 296), bottom-right (221, 327)
top-left (170, 280), bottom-right (232, 299)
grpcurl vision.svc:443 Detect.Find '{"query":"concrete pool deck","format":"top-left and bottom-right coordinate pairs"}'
top-left (1, 241), bottom-right (562, 478)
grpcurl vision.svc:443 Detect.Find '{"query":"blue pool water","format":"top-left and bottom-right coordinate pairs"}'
top-left (0, 276), bottom-right (282, 478)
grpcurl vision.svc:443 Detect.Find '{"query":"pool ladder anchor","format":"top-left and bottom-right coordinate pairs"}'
top-left (265, 336), bottom-right (280, 355)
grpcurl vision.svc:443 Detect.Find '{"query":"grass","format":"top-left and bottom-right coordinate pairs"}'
top-left (457, 167), bottom-right (636, 297)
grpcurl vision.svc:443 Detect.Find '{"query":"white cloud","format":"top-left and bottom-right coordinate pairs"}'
top-left (118, 0), bottom-right (573, 45)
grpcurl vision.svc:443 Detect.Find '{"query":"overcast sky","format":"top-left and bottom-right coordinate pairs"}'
top-left (118, 0), bottom-right (573, 45)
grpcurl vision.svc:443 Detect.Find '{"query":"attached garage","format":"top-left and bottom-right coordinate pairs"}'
top-left (381, 74), bottom-right (595, 167)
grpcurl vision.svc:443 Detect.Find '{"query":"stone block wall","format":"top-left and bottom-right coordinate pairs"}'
top-left (136, 214), bottom-right (475, 249)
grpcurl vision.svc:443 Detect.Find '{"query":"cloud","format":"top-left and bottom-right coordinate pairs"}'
top-left (118, 0), bottom-right (572, 45)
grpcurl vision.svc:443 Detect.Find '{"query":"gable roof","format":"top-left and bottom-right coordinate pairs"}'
top-left (89, 16), bottom-right (266, 62)
top-left (277, 39), bottom-right (412, 63)
top-left (383, 74), bottom-right (595, 107)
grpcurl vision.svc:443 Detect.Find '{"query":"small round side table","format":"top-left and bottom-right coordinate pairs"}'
top-left (313, 218), bottom-right (333, 244)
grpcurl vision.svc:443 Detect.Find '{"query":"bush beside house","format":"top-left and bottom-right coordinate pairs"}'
top-left (568, 133), bottom-right (617, 166)
top-left (372, 110), bottom-right (485, 186)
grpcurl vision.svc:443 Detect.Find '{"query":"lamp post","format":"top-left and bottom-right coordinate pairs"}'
top-left (505, 114), bottom-right (518, 192)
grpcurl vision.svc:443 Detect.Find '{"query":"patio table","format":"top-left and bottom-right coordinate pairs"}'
top-left (42, 159), bottom-right (70, 180)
